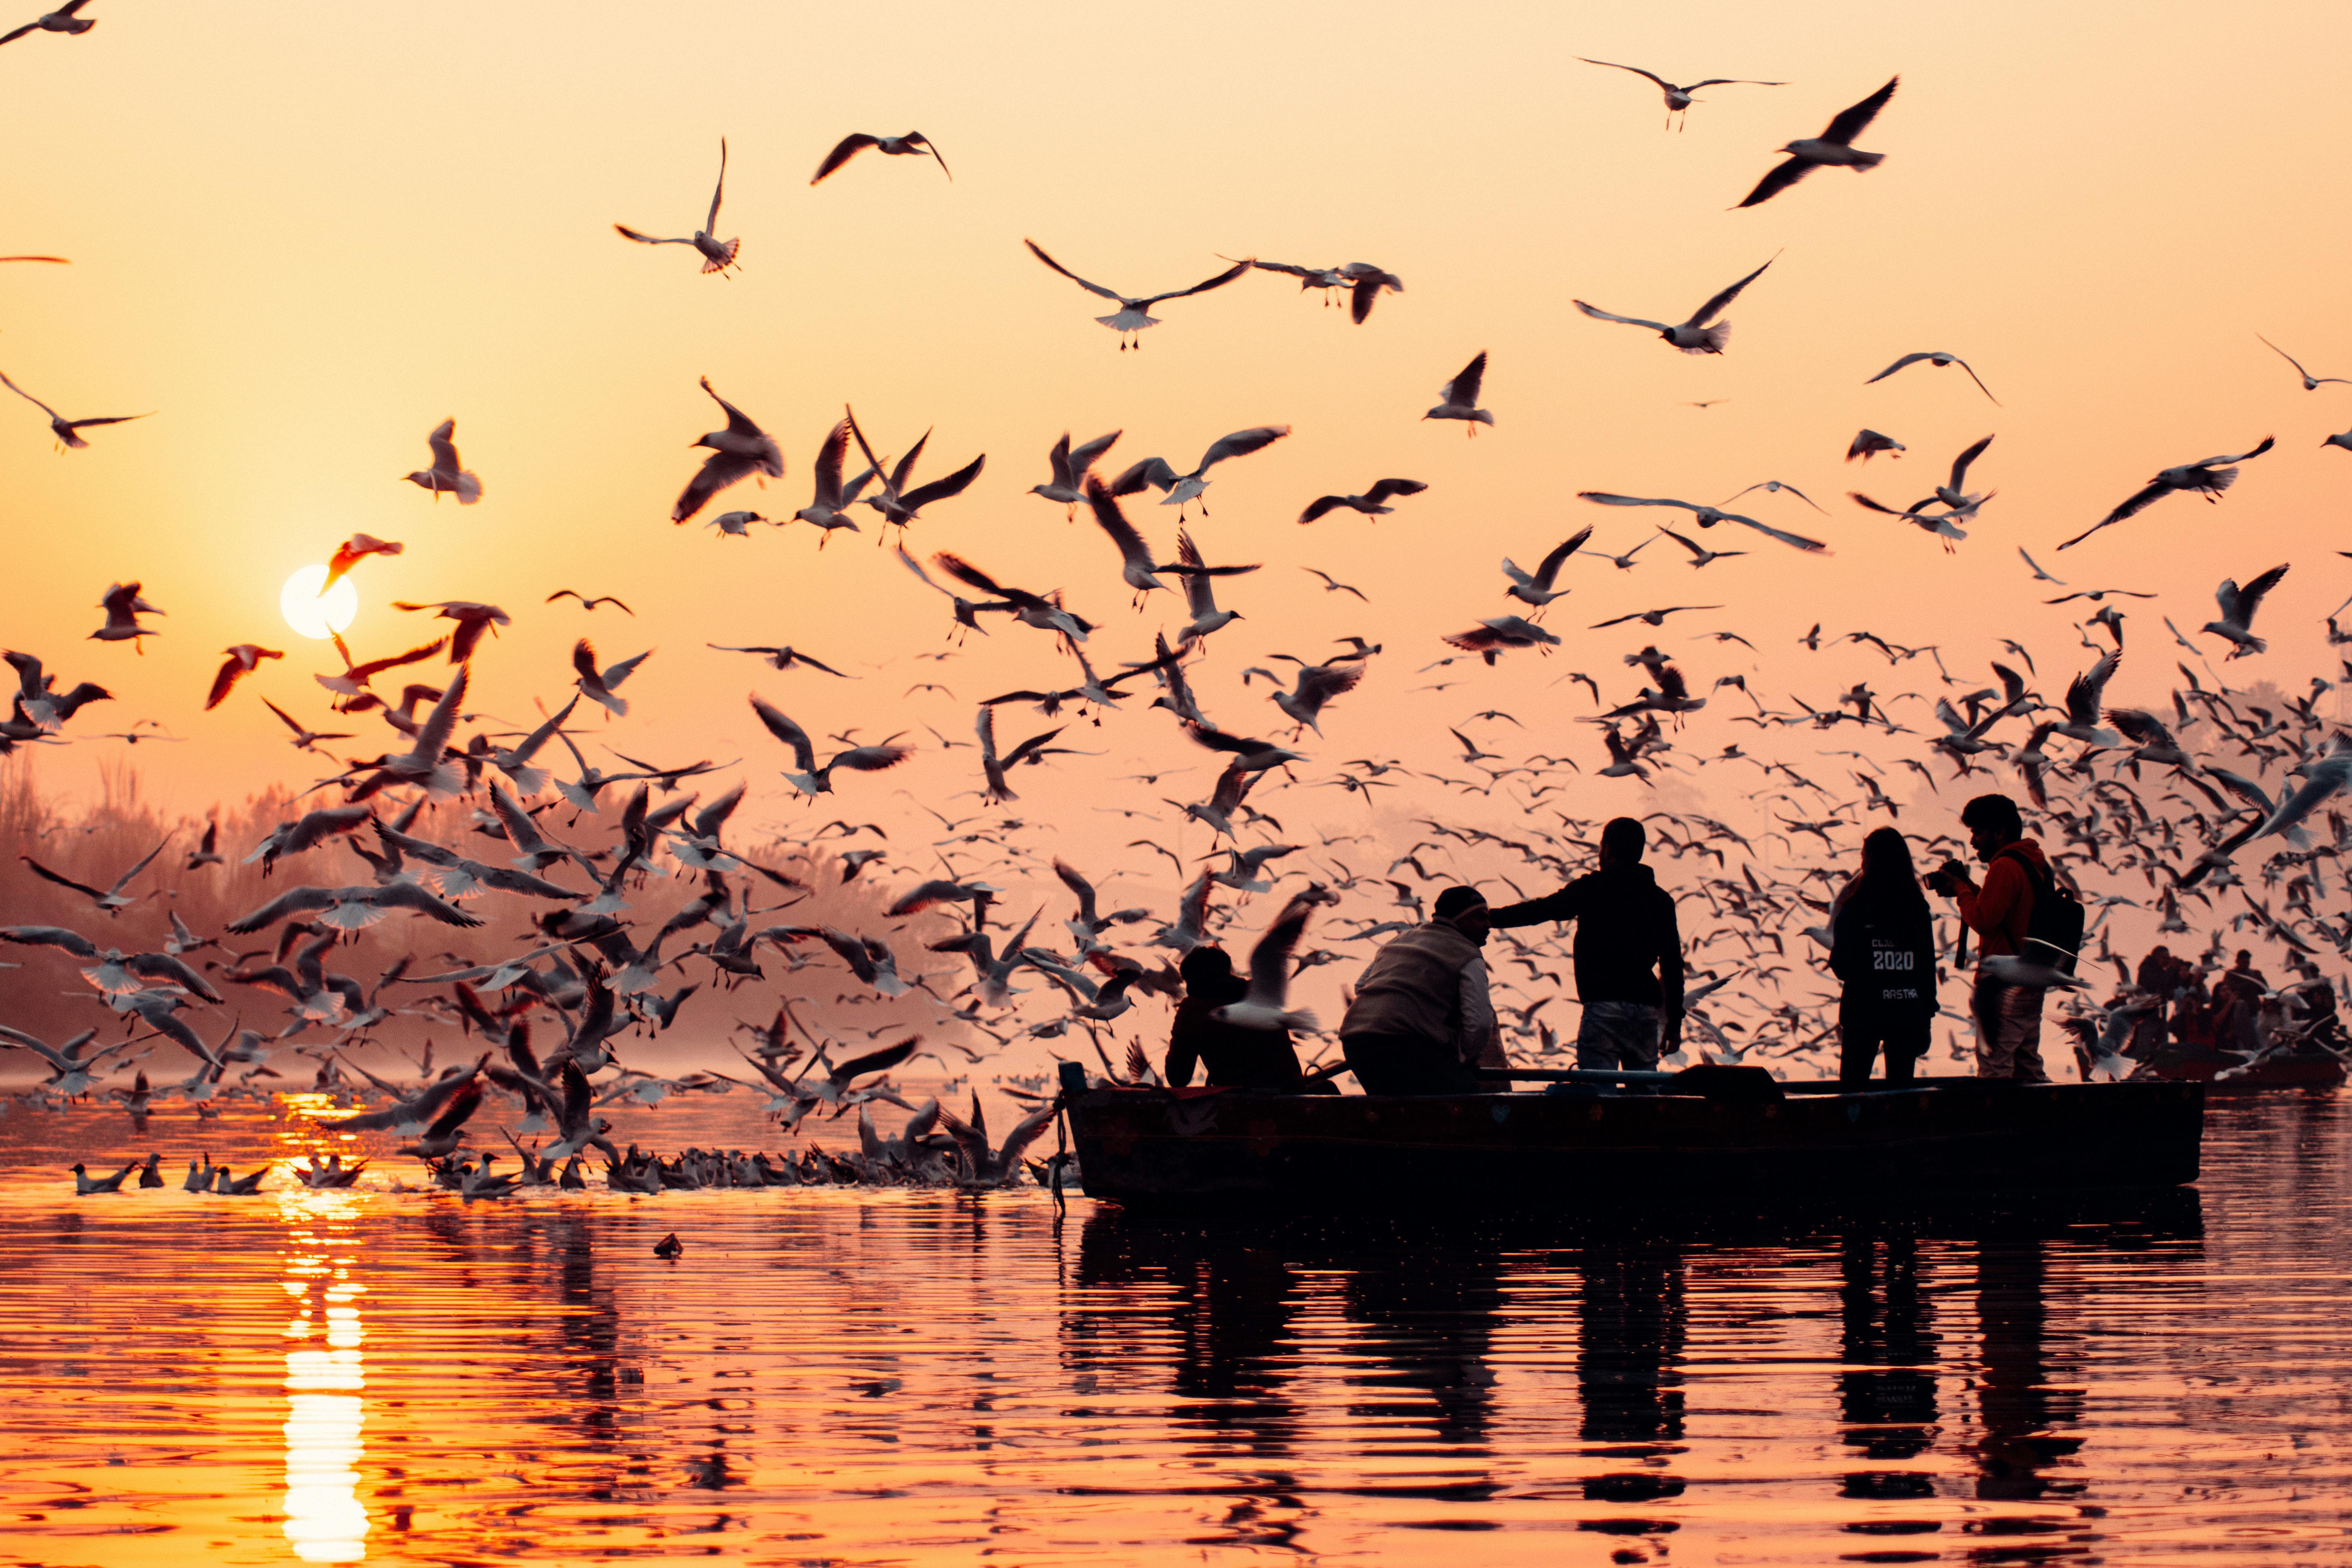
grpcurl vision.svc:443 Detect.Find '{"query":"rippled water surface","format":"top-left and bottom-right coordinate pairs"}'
top-left (3, 1090), bottom-right (2349, 1566)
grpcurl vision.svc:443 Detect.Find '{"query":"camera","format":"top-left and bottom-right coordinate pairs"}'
top-left (1922, 859), bottom-right (1969, 896)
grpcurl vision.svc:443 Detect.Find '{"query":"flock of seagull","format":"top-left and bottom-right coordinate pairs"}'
top-left (9, 36), bottom-right (2352, 1200)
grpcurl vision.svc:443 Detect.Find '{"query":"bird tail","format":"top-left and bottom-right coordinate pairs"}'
top-left (700, 238), bottom-right (741, 275)
top-left (1683, 323), bottom-right (1731, 355)
top-left (455, 471), bottom-right (483, 505)
top-left (1280, 1009), bottom-right (1320, 1033)
top-left (1849, 150), bottom-right (1886, 169)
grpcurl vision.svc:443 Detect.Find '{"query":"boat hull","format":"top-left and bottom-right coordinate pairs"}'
top-left (1067, 1081), bottom-right (2206, 1207)
top-left (2128, 1049), bottom-right (2346, 1090)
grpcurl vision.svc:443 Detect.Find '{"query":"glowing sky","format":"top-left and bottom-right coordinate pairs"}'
top-left (6, 0), bottom-right (2352, 856)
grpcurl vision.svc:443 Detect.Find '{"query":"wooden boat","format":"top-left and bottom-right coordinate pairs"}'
top-left (2127, 1046), bottom-right (2347, 1090)
top-left (1061, 1065), bottom-right (2205, 1208)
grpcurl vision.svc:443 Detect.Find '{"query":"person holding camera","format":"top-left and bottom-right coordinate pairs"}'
top-left (1829, 827), bottom-right (1938, 1086)
top-left (1925, 793), bottom-right (2052, 1082)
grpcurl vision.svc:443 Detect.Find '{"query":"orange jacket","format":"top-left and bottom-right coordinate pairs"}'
top-left (1957, 839), bottom-right (2046, 961)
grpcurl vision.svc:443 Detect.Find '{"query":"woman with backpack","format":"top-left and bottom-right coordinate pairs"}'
top-left (1829, 827), bottom-right (1940, 1086)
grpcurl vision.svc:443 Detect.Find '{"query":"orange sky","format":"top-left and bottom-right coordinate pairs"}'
top-left (6, 1), bottom-right (2352, 920)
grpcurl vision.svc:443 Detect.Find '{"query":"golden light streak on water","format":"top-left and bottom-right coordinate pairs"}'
top-left (279, 1191), bottom-right (369, 1562)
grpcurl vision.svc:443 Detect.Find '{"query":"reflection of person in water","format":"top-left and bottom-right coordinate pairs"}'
top-left (1575, 1241), bottom-right (1687, 1450)
top-left (1069, 1212), bottom-right (1304, 1458)
top-left (1341, 1237), bottom-right (1509, 1452)
top-left (1972, 1235), bottom-right (2086, 1501)
top-left (1837, 1231), bottom-right (1940, 1500)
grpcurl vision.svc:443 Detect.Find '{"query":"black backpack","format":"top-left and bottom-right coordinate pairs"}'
top-left (2001, 847), bottom-right (2086, 976)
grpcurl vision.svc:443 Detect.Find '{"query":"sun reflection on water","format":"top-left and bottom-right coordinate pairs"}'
top-left (280, 1194), bottom-right (369, 1562)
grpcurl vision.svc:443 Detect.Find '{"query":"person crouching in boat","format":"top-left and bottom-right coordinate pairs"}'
top-left (1828, 827), bottom-right (1938, 1086)
top-left (1485, 817), bottom-right (1685, 1074)
top-left (1164, 945), bottom-right (1310, 1091)
top-left (1338, 887), bottom-right (1505, 1094)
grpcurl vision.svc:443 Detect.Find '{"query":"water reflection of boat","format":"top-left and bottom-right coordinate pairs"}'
top-left (1066, 1076), bottom-right (2205, 1208)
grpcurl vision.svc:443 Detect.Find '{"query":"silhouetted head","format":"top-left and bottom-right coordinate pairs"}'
top-left (1180, 945), bottom-right (1241, 1002)
top-left (1853, 826), bottom-right (1926, 913)
top-left (1960, 793), bottom-right (2024, 860)
top-left (1433, 885), bottom-right (1490, 946)
top-left (1600, 816), bottom-right (1646, 868)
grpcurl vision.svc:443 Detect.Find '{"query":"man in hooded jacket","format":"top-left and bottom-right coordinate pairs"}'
top-left (1485, 816), bottom-right (1685, 1071)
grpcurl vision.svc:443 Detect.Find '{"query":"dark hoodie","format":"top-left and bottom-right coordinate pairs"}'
top-left (1486, 863), bottom-right (1684, 1009)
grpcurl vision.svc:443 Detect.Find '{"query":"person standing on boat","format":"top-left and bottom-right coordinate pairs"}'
top-left (1484, 817), bottom-right (1685, 1073)
top-left (1828, 827), bottom-right (1939, 1086)
top-left (1338, 886), bottom-right (1503, 1094)
top-left (1164, 945), bottom-right (1308, 1091)
top-left (1927, 793), bottom-right (2050, 1083)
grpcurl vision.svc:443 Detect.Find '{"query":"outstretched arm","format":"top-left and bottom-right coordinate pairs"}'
top-left (1486, 883), bottom-right (1581, 929)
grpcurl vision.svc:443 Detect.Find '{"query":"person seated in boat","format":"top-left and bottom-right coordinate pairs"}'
top-left (1164, 944), bottom-right (1308, 1092)
top-left (1827, 827), bottom-right (1937, 1086)
top-left (2129, 946), bottom-right (2187, 1058)
top-left (1338, 886), bottom-right (1504, 1094)
top-left (1485, 817), bottom-right (1685, 1074)
top-left (2213, 950), bottom-right (2269, 1056)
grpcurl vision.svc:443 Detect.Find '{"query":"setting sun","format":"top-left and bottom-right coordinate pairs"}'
top-left (279, 564), bottom-right (358, 641)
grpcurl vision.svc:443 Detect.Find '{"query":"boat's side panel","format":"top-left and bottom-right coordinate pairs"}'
top-left (1069, 1083), bottom-right (2205, 1205)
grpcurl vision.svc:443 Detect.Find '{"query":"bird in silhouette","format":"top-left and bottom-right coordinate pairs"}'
top-left (672, 378), bottom-right (782, 524)
top-left (811, 131), bottom-right (951, 184)
top-left (1578, 57), bottom-right (1786, 129)
top-left (1, 369), bottom-right (147, 449)
top-left (401, 419), bottom-right (481, 503)
top-left (1736, 77), bottom-right (1897, 207)
top-left (615, 138), bottom-right (741, 274)
top-left (2058, 437), bottom-right (2275, 550)
top-left (1575, 256), bottom-right (1774, 354)
top-left (1022, 239), bottom-right (1250, 349)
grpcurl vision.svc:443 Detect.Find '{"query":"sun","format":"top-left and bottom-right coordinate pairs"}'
top-left (280, 564), bottom-right (358, 640)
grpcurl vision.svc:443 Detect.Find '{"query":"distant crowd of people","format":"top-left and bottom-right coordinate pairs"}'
top-left (1155, 788), bottom-right (2338, 1096)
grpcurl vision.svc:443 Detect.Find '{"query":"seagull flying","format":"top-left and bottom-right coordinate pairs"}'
top-left (1574, 256), bottom-right (1773, 355)
top-left (1866, 351), bottom-right (1999, 405)
top-left (1578, 57), bottom-right (1787, 129)
top-left (1736, 77), bottom-right (1897, 207)
top-left (811, 131), bottom-right (951, 185)
top-left (614, 138), bottom-right (741, 274)
top-left (1022, 239), bottom-right (1250, 349)
top-left (2057, 437), bottom-right (2275, 551)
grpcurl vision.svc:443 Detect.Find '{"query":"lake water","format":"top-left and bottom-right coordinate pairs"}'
top-left (1, 1088), bottom-right (2347, 1565)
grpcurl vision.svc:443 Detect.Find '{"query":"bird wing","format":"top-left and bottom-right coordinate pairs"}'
top-left (705, 137), bottom-right (727, 229)
top-left (829, 744), bottom-right (911, 774)
top-left (835, 1037), bottom-right (917, 1082)
top-left (1084, 479), bottom-right (1154, 574)
top-left (1685, 77), bottom-right (1788, 89)
top-left (748, 697), bottom-right (819, 776)
top-left (1719, 511), bottom-right (1828, 553)
top-left (18, 856), bottom-right (107, 902)
top-left (1243, 896), bottom-right (1317, 1008)
top-left (1949, 435), bottom-right (1993, 489)
top-left (901, 453), bottom-right (985, 513)
top-left (1686, 256), bottom-right (1773, 327)
top-left (910, 133), bottom-right (951, 180)
top-left (1109, 456), bottom-right (1177, 497)
top-left (1022, 239), bottom-right (1125, 302)
top-left (1866, 352), bottom-right (1934, 385)
top-left (1196, 425), bottom-right (1290, 472)
top-left (2105, 708), bottom-right (2174, 748)
top-left (930, 551), bottom-right (1010, 600)
top-left (408, 663), bottom-right (469, 765)
top-left (1952, 358), bottom-right (2001, 405)
top-left (2203, 437), bottom-right (2277, 467)
top-left (1361, 478), bottom-right (1426, 505)
top-left (108, 839), bottom-right (169, 896)
top-left (0, 923), bottom-right (100, 957)
top-left (1140, 259), bottom-right (1253, 308)
top-left (1443, 351), bottom-right (1487, 407)
top-left (807, 417), bottom-right (850, 508)
top-left (1581, 493), bottom-right (1693, 512)
top-left (126, 951), bottom-right (224, 1002)
top-left (1821, 76), bottom-right (1898, 144)
top-left (368, 882), bottom-right (486, 928)
top-left (0, 370), bottom-right (61, 421)
top-left (2066, 652), bottom-right (2120, 722)
top-left (1735, 156), bottom-right (1815, 208)
top-left (1573, 300), bottom-right (1671, 332)
top-left (205, 654), bottom-right (245, 711)
top-left (349, 638), bottom-right (448, 681)
top-left (1294, 661), bottom-right (1366, 713)
top-left (598, 649), bottom-right (652, 689)
top-left (811, 132), bottom-right (879, 184)
top-left (1530, 526), bottom-right (1594, 589)
top-left (1068, 429), bottom-right (1121, 475)
top-left (1659, 527), bottom-right (1705, 559)
top-left (1578, 57), bottom-right (1673, 89)
top-left (995, 1103), bottom-right (1061, 1166)
top-left (2231, 563), bottom-right (2290, 628)
top-left (225, 885), bottom-right (338, 934)
top-left (613, 225), bottom-right (691, 246)
top-left (427, 418), bottom-right (460, 472)
top-left (1052, 858), bottom-right (1099, 926)
top-left (1181, 721), bottom-right (1260, 757)
top-left (700, 377), bottom-right (763, 439)
top-left (422, 1083), bottom-right (484, 1141)
top-left (2058, 483), bottom-right (2167, 549)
